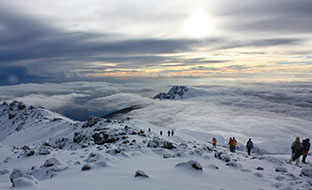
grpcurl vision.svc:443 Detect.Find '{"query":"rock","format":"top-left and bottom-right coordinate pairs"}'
top-left (256, 167), bottom-right (264, 170)
top-left (12, 177), bottom-right (37, 188)
top-left (10, 168), bottom-right (37, 187)
top-left (92, 132), bottom-right (119, 145)
top-left (43, 158), bottom-right (62, 167)
top-left (226, 161), bottom-right (242, 169)
top-left (54, 137), bottom-right (68, 149)
top-left (84, 153), bottom-right (105, 163)
top-left (154, 86), bottom-right (189, 100)
top-left (147, 138), bottom-right (176, 150)
top-left (175, 160), bottom-right (203, 171)
top-left (82, 116), bottom-right (101, 128)
top-left (38, 146), bottom-right (51, 155)
top-left (275, 166), bottom-right (288, 173)
top-left (214, 152), bottom-right (231, 162)
top-left (74, 131), bottom-right (87, 144)
top-left (31, 159), bottom-right (68, 180)
top-left (81, 164), bottom-right (91, 171)
top-left (301, 167), bottom-right (312, 177)
top-left (135, 170), bottom-right (149, 178)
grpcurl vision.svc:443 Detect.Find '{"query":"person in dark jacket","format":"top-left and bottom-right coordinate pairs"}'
top-left (288, 137), bottom-right (303, 166)
top-left (246, 138), bottom-right (254, 155)
top-left (302, 138), bottom-right (310, 164)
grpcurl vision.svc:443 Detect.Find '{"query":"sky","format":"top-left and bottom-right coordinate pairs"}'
top-left (1, 0), bottom-right (312, 85)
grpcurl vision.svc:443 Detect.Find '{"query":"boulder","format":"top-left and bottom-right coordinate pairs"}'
top-left (12, 177), bottom-right (37, 188)
top-left (81, 164), bottom-right (92, 171)
top-left (135, 170), bottom-right (149, 178)
top-left (43, 158), bottom-right (62, 167)
top-left (10, 168), bottom-right (37, 187)
top-left (214, 152), bottom-right (231, 162)
top-left (175, 160), bottom-right (203, 171)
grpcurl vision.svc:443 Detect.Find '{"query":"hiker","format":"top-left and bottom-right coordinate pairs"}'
top-left (212, 137), bottom-right (217, 148)
top-left (232, 137), bottom-right (237, 152)
top-left (148, 128), bottom-right (151, 132)
top-left (167, 130), bottom-right (170, 136)
top-left (228, 137), bottom-right (233, 152)
top-left (171, 130), bottom-right (174, 136)
top-left (160, 131), bottom-right (163, 136)
top-left (288, 137), bottom-right (303, 166)
top-left (302, 138), bottom-right (310, 164)
top-left (246, 138), bottom-right (254, 155)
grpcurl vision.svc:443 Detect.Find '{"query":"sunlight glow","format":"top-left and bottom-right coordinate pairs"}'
top-left (184, 11), bottom-right (213, 38)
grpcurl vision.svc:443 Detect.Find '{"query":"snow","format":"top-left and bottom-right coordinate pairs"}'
top-left (0, 100), bottom-right (312, 189)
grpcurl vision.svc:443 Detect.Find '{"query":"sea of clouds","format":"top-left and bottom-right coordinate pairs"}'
top-left (0, 81), bottom-right (311, 153)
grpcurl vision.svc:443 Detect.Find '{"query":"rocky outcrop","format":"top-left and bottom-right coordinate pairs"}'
top-left (154, 86), bottom-right (189, 100)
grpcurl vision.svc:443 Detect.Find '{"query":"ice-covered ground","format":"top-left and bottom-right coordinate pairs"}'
top-left (0, 102), bottom-right (312, 189)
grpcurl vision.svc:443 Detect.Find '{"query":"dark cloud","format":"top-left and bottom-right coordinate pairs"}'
top-left (217, 0), bottom-right (312, 34)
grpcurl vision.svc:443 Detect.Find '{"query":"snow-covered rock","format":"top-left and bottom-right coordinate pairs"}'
top-left (9, 167), bottom-right (37, 187)
top-left (12, 177), bottom-right (37, 188)
top-left (214, 152), bottom-right (231, 162)
top-left (154, 86), bottom-right (189, 100)
top-left (175, 160), bottom-right (203, 171)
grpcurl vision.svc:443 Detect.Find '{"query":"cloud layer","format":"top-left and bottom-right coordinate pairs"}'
top-left (0, 81), bottom-right (311, 153)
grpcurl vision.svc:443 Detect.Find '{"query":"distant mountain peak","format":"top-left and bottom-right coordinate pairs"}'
top-left (154, 86), bottom-right (189, 100)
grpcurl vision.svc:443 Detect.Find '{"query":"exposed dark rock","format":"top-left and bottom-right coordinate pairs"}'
top-left (82, 116), bottom-right (101, 128)
top-left (147, 138), bottom-right (176, 150)
top-left (81, 164), bottom-right (91, 171)
top-left (154, 86), bottom-right (189, 100)
top-left (92, 132), bottom-right (119, 145)
top-left (135, 170), bottom-right (149, 178)
top-left (9, 114), bottom-right (15, 119)
top-left (256, 167), bottom-right (264, 170)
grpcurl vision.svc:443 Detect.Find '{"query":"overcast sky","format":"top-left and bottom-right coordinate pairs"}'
top-left (1, 0), bottom-right (312, 85)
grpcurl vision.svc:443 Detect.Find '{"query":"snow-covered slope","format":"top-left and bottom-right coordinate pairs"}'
top-left (0, 101), bottom-right (312, 190)
top-left (0, 101), bottom-right (76, 146)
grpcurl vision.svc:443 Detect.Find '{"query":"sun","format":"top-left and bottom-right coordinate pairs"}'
top-left (184, 11), bottom-right (213, 38)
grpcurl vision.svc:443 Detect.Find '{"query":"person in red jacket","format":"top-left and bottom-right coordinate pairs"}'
top-left (228, 137), bottom-right (233, 152)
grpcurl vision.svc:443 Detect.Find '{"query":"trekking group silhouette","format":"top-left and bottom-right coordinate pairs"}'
top-left (218, 136), bottom-right (310, 164)
top-left (287, 137), bottom-right (310, 165)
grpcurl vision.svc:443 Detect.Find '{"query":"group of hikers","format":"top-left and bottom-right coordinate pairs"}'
top-left (212, 136), bottom-right (310, 165)
top-left (153, 129), bottom-right (174, 137)
top-left (154, 128), bottom-right (310, 165)
top-left (287, 137), bottom-right (310, 165)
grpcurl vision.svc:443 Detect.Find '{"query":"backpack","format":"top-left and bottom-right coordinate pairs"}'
top-left (247, 141), bottom-right (253, 148)
top-left (233, 139), bottom-right (237, 146)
